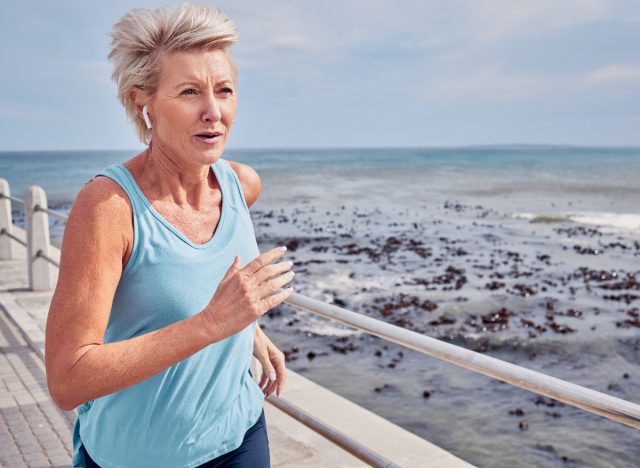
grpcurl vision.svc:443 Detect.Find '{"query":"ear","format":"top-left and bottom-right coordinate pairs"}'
top-left (129, 88), bottom-right (148, 117)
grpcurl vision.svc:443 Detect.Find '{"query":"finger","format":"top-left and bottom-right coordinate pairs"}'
top-left (258, 370), bottom-right (268, 389)
top-left (273, 357), bottom-right (286, 397)
top-left (259, 287), bottom-right (294, 314)
top-left (254, 260), bottom-right (294, 285)
top-left (221, 255), bottom-right (242, 283)
top-left (265, 378), bottom-right (278, 398)
top-left (244, 246), bottom-right (287, 274)
top-left (258, 271), bottom-right (295, 298)
top-left (259, 365), bottom-right (276, 392)
top-left (255, 350), bottom-right (271, 390)
top-left (263, 351), bottom-right (281, 397)
top-left (259, 360), bottom-right (278, 394)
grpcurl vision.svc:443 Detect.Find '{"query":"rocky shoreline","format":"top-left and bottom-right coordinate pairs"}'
top-left (253, 199), bottom-right (640, 467)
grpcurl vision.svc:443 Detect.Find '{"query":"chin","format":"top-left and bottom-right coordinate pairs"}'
top-left (197, 146), bottom-right (225, 166)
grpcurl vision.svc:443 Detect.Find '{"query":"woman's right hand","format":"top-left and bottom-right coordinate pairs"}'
top-left (199, 246), bottom-right (295, 341)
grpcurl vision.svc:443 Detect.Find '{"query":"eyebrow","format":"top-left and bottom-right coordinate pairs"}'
top-left (173, 79), bottom-right (234, 90)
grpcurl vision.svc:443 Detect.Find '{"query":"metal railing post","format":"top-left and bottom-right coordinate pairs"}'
top-left (0, 179), bottom-right (15, 260)
top-left (25, 185), bottom-right (55, 290)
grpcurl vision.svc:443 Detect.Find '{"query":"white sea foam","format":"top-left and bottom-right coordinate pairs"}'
top-left (514, 211), bottom-right (640, 231)
top-left (298, 313), bottom-right (360, 337)
top-left (569, 212), bottom-right (640, 230)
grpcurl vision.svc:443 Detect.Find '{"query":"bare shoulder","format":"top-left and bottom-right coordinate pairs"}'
top-left (63, 175), bottom-right (133, 267)
top-left (71, 176), bottom-right (132, 231)
top-left (226, 160), bottom-right (262, 208)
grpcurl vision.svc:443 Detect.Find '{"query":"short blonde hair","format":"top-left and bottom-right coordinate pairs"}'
top-left (108, 2), bottom-right (239, 143)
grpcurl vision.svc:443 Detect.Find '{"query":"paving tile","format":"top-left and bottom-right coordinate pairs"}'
top-left (50, 455), bottom-right (73, 467)
top-left (2, 456), bottom-right (27, 468)
top-left (0, 396), bottom-right (17, 409)
top-left (0, 309), bottom-right (78, 467)
top-left (23, 453), bottom-right (50, 467)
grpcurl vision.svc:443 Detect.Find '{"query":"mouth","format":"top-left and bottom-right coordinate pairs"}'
top-left (194, 131), bottom-right (223, 144)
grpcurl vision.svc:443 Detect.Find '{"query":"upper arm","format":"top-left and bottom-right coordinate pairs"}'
top-left (45, 177), bottom-right (132, 389)
top-left (227, 161), bottom-right (261, 208)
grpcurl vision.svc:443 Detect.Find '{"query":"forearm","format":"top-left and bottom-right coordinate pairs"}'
top-left (50, 313), bottom-right (213, 411)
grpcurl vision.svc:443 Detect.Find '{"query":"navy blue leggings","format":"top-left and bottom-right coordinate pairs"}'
top-left (81, 409), bottom-right (270, 467)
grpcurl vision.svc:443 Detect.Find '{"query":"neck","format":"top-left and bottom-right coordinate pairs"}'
top-left (142, 143), bottom-right (215, 209)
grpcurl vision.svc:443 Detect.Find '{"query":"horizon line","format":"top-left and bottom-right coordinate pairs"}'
top-left (2, 142), bottom-right (640, 153)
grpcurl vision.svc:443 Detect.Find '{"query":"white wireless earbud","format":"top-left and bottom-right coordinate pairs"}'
top-left (142, 105), bottom-right (152, 130)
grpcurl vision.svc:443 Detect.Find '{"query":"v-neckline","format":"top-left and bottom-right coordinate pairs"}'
top-left (119, 162), bottom-right (227, 249)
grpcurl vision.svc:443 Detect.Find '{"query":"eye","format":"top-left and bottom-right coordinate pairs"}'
top-left (180, 88), bottom-right (197, 96)
top-left (217, 87), bottom-right (234, 96)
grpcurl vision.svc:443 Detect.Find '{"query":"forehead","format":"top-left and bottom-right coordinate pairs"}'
top-left (158, 49), bottom-right (235, 86)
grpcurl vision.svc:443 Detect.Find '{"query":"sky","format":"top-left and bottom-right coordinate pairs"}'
top-left (1, 0), bottom-right (639, 151)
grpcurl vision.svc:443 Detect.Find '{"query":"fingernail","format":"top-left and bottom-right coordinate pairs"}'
top-left (269, 372), bottom-right (276, 381)
top-left (280, 245), bottom-right (287, 252)
top-left (284, 260), bottom-right (293, 268)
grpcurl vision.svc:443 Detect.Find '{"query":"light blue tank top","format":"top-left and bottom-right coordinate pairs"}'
top-left (71, 158), bottom-right (265, 468)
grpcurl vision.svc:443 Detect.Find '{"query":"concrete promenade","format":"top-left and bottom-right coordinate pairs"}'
top-left (0, 227), bottom-right (473, 467)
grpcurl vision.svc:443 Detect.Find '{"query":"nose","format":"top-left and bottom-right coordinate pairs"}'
top-left (201, 91), bottom-right (222, 123)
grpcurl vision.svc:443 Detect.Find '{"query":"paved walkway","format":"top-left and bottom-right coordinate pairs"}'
top-left (1, 306), bottom-right (73, 467)
top-left (0, 227), bottom-right (473, 467)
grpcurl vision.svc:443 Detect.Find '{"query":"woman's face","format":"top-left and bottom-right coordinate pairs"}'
top-left (147, 49), bottom-right (237, 167)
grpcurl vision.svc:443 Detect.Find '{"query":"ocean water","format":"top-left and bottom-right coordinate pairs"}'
top-left (1, 146), bottom-right (639, 467)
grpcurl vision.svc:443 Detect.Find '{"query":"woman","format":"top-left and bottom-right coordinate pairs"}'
top-left (44, 4), bottom-right (294, 467)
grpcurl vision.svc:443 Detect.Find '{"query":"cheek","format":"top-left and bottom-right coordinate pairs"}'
top-left (160, 104), bottom-right (198, 137)
top-left (173, 102), bottom-right (200, 123)
top-left (221, 101), bottom-right (237, 121)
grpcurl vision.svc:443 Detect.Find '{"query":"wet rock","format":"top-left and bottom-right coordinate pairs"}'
top-left (616, 318), bottom-right (640, 328)
top-left (546, 319), bottom-right (576, 334)
top-left (333, 297), bottom-right (347, 307)
top-left (329, 336), bottom-right (360, 354)
top-left (371, 293), bottom-right (438, 319)
top-left (555, 226), bottom-right (602, 237)
top-left (284, 346), bottom-right (300, 362)
top-left (565, 309), bottom-right (583, 318)
top-left (465, 308), bottom-right (513, 333)
top-left (428, 314), bottom-right (457, 326)
top-left (573, 245), bottom-right (602, 255)
top-left (285, 239), bottom-right (302, 251)
top-left (512, 284), bottom-right (537, 297)
top-left (604, 294), bottom-right (639, 304)
top-left (374, 383), bottom-right (398, 393)
top-left (533, 396), bottom-right (565, 408)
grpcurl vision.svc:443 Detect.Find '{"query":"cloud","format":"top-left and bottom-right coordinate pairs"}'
top-left (584, 64), bottom-right (640, 85)
top-left (419, 66), bottom-right (559, 101)
top-left (465, 0), bottom-right (616, 43)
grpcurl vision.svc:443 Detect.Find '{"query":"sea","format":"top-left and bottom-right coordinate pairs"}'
top-left (1, 146), bottom-right (639, 467)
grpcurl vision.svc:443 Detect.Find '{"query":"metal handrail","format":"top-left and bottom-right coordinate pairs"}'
top-left (267, 396), bottom-right (399, 467)
top-left (284, 293), bottom-right (640, 430)
top-left (35, 249), bottom-right (60, 268)
top-left (0, 193), bottom-right (24, 204)
top-left (0, 193), bottom-right (68, 220)
top-left (0, 228), bottom-right (27, 247)
top-left (34, 204), bottom-right (68, 221)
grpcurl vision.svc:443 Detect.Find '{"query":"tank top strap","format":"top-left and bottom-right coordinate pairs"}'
top-left (215, 158), bottom-right (252, 212)
top-left (95, 164), bottom-right (149, 214)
